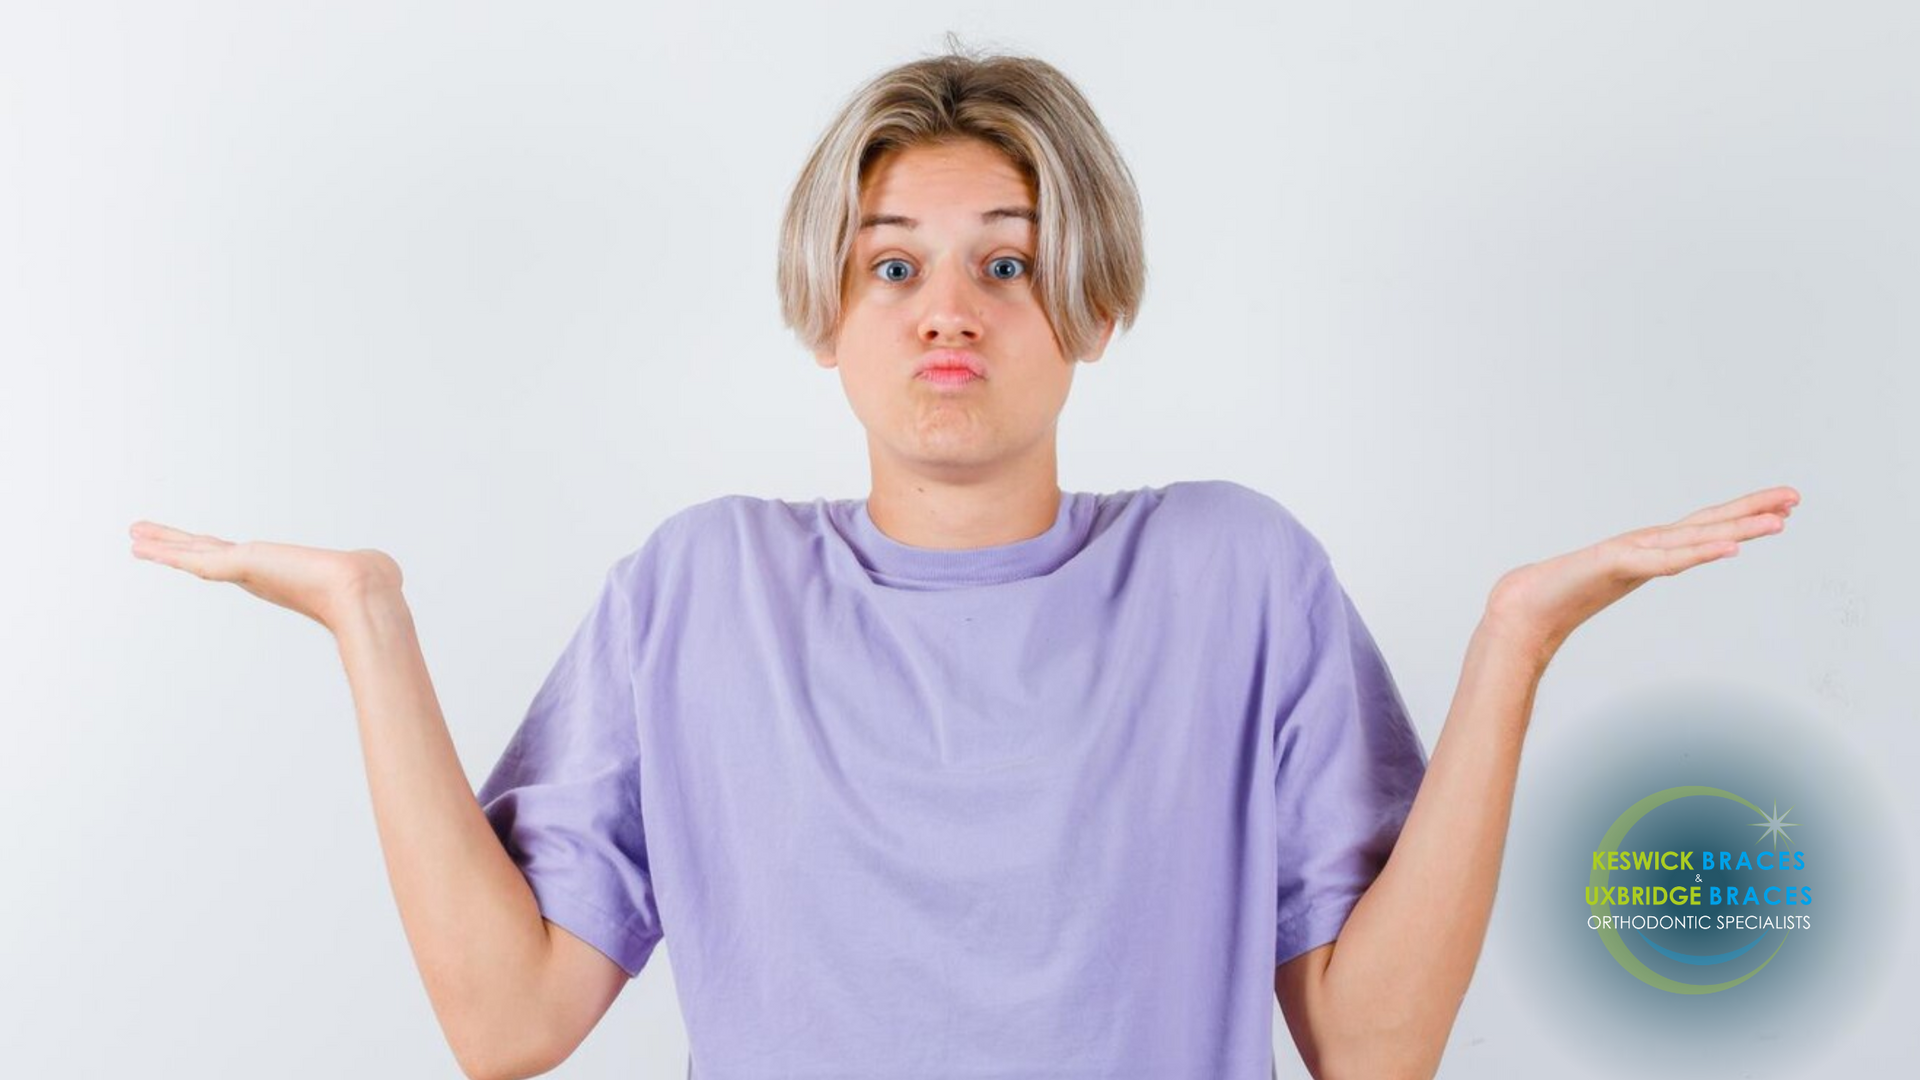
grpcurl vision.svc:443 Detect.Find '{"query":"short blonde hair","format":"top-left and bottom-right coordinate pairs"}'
top-left (777, 33), bottom-right (1146, 363)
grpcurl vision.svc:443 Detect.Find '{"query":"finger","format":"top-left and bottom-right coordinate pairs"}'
top-left (131, 535), bottom-right (238, 578)
top-left (131, 537), bottom-right (188, 569)
top-left (146, 542), bottom-right (238, 580)
top-left (1621, 537), bottom-right (1741, 578)
top-left (1671, 486), bottom-right (1800, 528)
top-left (131, 535), bottom-right (199, 564)
top-left (1644, 511), bottom-right (1787, 550)
top-left (130, 521), bottom-right (210, 542)
top-left (135, 532), bottom-right (220, 551)
top-left (1672, 487), bottom-right (1799, 528)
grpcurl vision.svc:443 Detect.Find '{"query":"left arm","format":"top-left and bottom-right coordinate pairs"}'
top-left (1274, 485), bottom-right (1800, 1080)
top-left (1274, 611), bottom-right (1542, 1080)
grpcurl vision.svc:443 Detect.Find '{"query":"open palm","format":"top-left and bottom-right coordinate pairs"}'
top-left (1485, 485), bottom-right (1800, 666)
top-left (128, 520), bottom-right (400, 633)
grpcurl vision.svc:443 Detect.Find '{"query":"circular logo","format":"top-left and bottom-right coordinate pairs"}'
top-left (1587, 785), bottom-right (1807, 993)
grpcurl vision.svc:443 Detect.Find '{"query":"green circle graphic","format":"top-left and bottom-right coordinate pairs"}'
top-left (1588, 785), bottom-right (1791, 993)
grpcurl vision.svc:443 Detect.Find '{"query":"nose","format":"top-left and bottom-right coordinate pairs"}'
top-left (916, 254), bottom-right (984, 345)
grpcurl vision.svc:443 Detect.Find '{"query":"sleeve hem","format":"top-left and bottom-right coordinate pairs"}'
top-left (1275, 889), bottom-right (1365, 967)
top-left (526, 878), bottom-right (661, 979)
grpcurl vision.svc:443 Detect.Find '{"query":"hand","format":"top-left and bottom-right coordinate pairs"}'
top-left (128, 520), bottom-right (403, 634)
top-left (1482, 485), bottom-right (1800, 669)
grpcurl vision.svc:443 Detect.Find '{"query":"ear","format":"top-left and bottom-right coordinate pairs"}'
top-left (813, 320), bottom-right (843, 369)
top-left (813, 337), bottom-right (838, 370)
top-left (1077, 318), bottom-right (1118, 364)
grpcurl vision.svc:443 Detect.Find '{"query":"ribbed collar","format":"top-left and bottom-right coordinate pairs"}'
top-left (838, 489), bottom-right (1093, 591)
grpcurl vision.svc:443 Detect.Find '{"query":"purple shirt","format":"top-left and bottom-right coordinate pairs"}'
top-left (477, 480), bottom-right (1428, 1078)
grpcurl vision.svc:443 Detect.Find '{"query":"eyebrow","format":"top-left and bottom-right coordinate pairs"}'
top-left (856, 206), bottom-right (1038, 231)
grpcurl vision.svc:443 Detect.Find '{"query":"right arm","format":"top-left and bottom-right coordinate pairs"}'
top-left (334, 575), bottom-right (627, 1079)
top-left (129, 523), bottom-right (629, 1079)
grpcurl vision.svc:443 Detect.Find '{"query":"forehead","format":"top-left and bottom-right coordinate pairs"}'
top-left (857, 139), bottom-right (1036, 220)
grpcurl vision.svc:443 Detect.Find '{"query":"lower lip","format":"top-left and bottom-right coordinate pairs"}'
top-left (918, 368), bottom-right (982, 387)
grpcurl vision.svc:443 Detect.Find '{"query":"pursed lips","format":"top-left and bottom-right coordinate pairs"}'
top-left (917, 349), bottom-right (986, 381)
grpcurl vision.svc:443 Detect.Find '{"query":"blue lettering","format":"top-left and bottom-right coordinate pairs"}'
top-left (1759, 852), bottom-right (1774, 869)
top-left (1765, 886), bottom-right (1781, 905)
top-left (1735, 851), bottom-right (1753, 871)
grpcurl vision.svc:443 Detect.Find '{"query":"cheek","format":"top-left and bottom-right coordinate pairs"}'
top-left (835, 356), bottom-right (907, 424)
top-left (836, 304), bottom-right (912, 364)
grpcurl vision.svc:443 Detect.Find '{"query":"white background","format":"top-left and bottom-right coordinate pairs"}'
top-left (2, 1), bottom-right (1912, 1076)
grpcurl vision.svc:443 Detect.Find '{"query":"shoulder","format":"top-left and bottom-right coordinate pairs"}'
top-left (1154, 479), bottom-right (1332, 576)
top-left (1157, 478), bottom-right (1293, 526)
top-left (653, 493), bottom-right (760, 539)
top-left (664, 492), bottom-right (818, 543)
top-left (608, 493), bottom-right (814, 580)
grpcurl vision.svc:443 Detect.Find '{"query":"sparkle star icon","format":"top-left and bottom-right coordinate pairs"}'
top-left (1752, 800), bottom-right (1799, 849)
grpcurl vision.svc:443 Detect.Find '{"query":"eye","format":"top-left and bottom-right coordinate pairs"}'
top-left (868, 255), bottom-right (1032, 285)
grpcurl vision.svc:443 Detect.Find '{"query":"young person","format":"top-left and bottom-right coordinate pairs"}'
top-left (129, 38), bottom-right (1798, 1080)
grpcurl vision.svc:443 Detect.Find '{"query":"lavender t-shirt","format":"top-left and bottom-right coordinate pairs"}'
top-left (477, 479), bottom-right (1428, 1079)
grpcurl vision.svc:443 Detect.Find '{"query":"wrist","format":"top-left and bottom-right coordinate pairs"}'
top-left (327, 557), bottom-right (409, 639)
top-left (1472, 609), bottom-right (1557, 678)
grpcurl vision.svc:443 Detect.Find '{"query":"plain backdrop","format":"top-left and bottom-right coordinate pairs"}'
top-left (2, 1), bottom-right (1914, 1076)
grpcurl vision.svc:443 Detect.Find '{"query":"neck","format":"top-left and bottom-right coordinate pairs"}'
top-left (863, 441), bottom-right (1062, 551)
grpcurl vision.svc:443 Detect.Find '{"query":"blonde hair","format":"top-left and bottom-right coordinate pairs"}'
top-left (777, 33), bottom-right (1146, 363)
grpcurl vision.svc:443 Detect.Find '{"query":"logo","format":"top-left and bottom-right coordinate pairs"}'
top-left (1585, 786), bottom-right (1809, 993)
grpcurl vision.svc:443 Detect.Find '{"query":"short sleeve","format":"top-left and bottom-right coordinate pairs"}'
top-left (476, 558), bottom-right (663, 978)
top-left (1270, 552), bottom-right (1429, 966)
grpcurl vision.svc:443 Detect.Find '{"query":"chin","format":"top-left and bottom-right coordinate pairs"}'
top-left (897, 438), bottom-right (1003, 474)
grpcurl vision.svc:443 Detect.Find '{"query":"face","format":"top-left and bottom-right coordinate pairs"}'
top-left (813, 137), bottom-right (1114, 482)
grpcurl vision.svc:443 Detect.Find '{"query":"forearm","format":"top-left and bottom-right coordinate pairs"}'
top-left (332, 583), bottom-right (556, 1079)
top-left (1309, 614), bottom-right (1546, 1078)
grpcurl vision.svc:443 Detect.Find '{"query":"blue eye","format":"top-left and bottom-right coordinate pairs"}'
top-left (870, 256), bottom-right (1031, 284)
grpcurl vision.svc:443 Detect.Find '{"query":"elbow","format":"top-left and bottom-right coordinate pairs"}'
top-left (1312, 1023), bottom-right (1446, 1080)
top-left (1278, 948), bottom-right (1459, 1080)
top-left (449, 1023), bottom-right (562, 1080)
top-left (456, 1048), bottom-right (556, 1080)
top-left (1315, 1054), bottom-right (1439, 1080)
